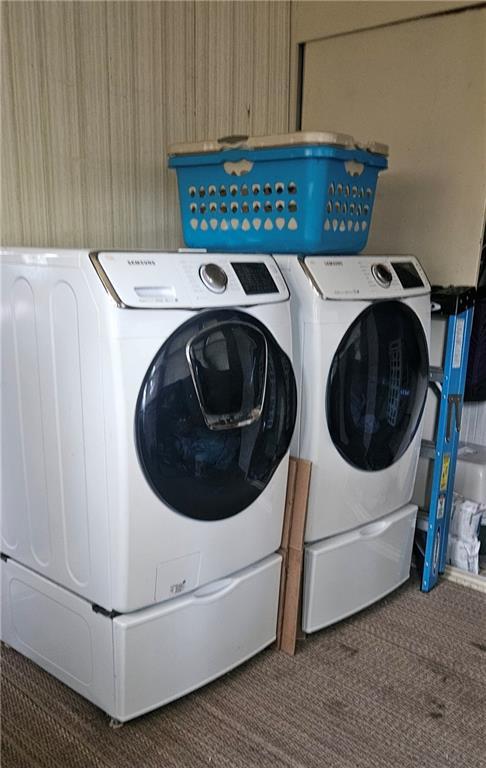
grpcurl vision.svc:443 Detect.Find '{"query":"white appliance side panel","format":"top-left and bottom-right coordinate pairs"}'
top-left (1, 558), bottom-right (115, 716)
top-left (412, 455), bottom-right (433, 511)
top-left (1, 262), bottom-right (112, 607)
top-left (302, 504), bottom-right (417, 634)
top-left (50, 281), bottom-right (90, 585)
top-left (2, 276), bottom-right (50, 564)
top-left (275, 256), bottom-right (306, 458)
top-left (420, 316), bottom-right (447, 443)
top-left (112, 553), bottom-right (282, 722)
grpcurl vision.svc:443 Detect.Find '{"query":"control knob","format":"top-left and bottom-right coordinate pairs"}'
top-left (371, 263), bottom-right (393, 288)
top-left (199, 263), bottom-right (228, 293)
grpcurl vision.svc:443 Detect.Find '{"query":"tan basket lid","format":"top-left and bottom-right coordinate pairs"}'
top-left (168, 131), bottom-right (389, 157)
top-left (356, 139), bottom-right (389, 156)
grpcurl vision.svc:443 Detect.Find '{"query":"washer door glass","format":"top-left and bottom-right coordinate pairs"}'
top-left (326, 301), bottom-right (429, 471)
top-left (135, 309), bottom-right (297, 520)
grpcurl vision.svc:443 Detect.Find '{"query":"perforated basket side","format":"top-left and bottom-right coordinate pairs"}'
top-left (171, 145), bottom-right (387, 254)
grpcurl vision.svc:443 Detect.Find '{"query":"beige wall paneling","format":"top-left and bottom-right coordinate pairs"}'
top-left (194, 1), bottom-right (291, 139)
top-left (1, 2), bottom-right (64, 246)
top-left (1, 1), bottom-right (195, 249)
top-left (251, 1), bottom-right (291, 136)
top-left (69, 2), bottom-right (114, 247)
top-left (105, 1), bottom-right (195, 249)
top-left (2, 2), bottom-right (123, 248)
top-left (1, 1), bottom-right (290, 249)
top-left (288, 1), bottom-right (303, 131)
top-left (292, 1), bottom-right (483, 44)
top-left (301, 8), bottom-right (486, 285)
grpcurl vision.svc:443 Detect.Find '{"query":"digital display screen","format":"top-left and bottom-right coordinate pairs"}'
top-left (392, 262), bottom-right (424, 289)
top-left (231, 262), bottom-right (279, 295)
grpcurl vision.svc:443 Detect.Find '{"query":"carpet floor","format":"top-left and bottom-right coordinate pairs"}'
top-left (1, 575), bottom-right (485, 768)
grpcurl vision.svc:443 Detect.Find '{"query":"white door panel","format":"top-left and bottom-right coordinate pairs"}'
top-left (302, 9), bottom-right (486, 285)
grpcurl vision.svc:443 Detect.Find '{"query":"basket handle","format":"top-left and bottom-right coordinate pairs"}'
top-left (223, 159), bottom-right (254, 177)
top-left (345, 160), bottom-right (365, 177)
top-left (217, 136), bottom-right (254, 175)
top-left (217, 134), bottom-right (249, 147)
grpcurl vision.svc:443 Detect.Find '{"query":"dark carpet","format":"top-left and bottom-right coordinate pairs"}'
top-left (2, 575), bottom-right (485, 768)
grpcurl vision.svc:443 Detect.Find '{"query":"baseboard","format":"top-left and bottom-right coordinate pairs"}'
top-left (442, 565), bottom-right (486, 593)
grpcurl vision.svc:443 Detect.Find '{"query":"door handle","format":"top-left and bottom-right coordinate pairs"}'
top-left (185, 321), bottom-right (268, 431)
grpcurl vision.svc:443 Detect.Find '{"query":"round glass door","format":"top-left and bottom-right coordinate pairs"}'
top-left (135, 309), bottom-right (297, 520)
top-left (326, 301), bottom-right (429, 471)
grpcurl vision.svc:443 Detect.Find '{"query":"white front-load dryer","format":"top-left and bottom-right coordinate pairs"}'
top-left (275, 255), bottom-right (431, 632)
top-left (1, 249), bottom-right (297, 613)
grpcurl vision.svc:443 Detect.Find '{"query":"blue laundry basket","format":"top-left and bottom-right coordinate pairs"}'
top-left (168, 132), bottom-right (388, 254)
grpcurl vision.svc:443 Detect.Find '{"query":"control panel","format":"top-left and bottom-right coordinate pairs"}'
top-left (93, 252), bottom-right (288, 308)
top-left (303, 255), bottom-right (430, 300)
top-left (231, 262), bottom-right (279, 295)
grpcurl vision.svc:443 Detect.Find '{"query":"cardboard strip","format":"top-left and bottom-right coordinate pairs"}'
top-left (276, 458), bottom-right (297, 647)
top-left (277, 457), bottom-right (312, 656)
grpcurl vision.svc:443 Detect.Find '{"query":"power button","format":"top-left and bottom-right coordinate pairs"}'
top-left (371, 263), bottom-right (392, 288)
top-left (199, 263), bottom-right (228, 293)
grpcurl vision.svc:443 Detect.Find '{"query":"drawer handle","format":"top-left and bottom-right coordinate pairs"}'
top-left (359, 519), bottom-right (391, 538)
top-left (193, 577), bottom-right (237, 602)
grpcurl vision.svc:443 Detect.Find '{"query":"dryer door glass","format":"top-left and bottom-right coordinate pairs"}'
top-left (135, 309), bottom-right (297, 520)
top-left (326, 301), bottom-right (429, 471)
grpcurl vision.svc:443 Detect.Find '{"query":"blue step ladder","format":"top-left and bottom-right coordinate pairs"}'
top-left (420, 286), bottom-right (475, 592)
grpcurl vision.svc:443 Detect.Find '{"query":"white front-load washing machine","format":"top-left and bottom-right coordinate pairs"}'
top-left (1, 248), bottom-right (297, 721)
top-left (275, 254), bottom-right (430, 632)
